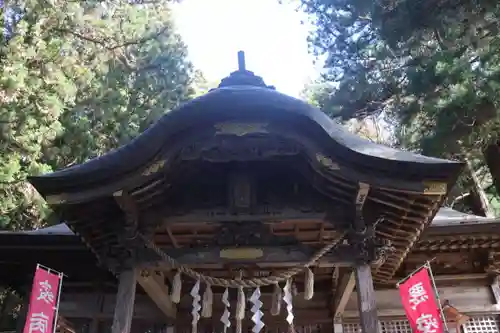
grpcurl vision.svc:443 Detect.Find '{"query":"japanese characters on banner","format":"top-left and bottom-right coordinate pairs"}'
top-left (398, 267), bottom-right (444, 333)
top-left (23, 265), bottom-right (63, 333)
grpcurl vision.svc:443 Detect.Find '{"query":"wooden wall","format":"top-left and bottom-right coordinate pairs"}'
top-left (343, 285), bottom-right (500, 318)
top-left (58, 283), bottom-right (500, 325)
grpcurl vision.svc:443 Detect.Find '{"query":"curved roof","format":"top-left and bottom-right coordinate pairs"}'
top-left (26, 53), bottom-right (465, 282)
top-left (29, 86), bottom-right (461, 196)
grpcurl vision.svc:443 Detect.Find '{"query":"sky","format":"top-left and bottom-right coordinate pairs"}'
top-left (171, 0), bottom-right (319, 97)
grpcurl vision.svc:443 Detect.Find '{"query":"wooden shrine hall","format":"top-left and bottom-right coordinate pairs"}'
top-left (0, 52), bottom-right (473, 333)
top-left (4, 207), bottom-right (500, 333)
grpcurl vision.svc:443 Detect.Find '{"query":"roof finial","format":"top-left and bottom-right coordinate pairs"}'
top-left (238, 51), bottom-right (246, 71)
top-left (215, 51), bottom-right (275, 90)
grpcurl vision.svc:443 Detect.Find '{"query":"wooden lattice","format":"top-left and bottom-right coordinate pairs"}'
top-left (344, 319), bottom-right (412, 333)
top-left (379, 319), bottom-right (412, 333)
top-left (345, 316), bottom-right (500, 333)
top-left (463, 316), bottom-right (500, 333)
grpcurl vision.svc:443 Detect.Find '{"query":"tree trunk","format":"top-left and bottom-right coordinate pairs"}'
top-left (464, 158), bottom-right (494, 217)
top-left (483, 141), bottom-right (500, 198)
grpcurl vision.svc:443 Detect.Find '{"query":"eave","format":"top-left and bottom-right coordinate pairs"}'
top-left (25, 86), bottom-right (464, 283)
top-left (29, 87), bottom-right (462, 198)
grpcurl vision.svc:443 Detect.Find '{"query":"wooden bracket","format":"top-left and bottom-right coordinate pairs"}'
top-left (113, 190), bottom-right (139, 236)
top-left (137, 269), bottom-right (177, 318)
top-left (332, 270), bottom-right (356, 319)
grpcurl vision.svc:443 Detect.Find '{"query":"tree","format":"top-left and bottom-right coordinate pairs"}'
top-left (191, 70), bottom-right (220, 97)
top-left (300, 79), bottom-right (333, 108)
top-left (0, 0), bottom-right (196, 231)
top-left (300, 0), bottom-right (500, 215)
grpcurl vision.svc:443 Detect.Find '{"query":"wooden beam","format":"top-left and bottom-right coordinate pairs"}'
top-left (491, 275), bottom-right (500, 305)
top-left (61, 306), bottom-right (330, 327)
top-left (388, 273), bottom-right (488, 285)
top-left (151, 208), bottom-right (327, 224)
top-left (137, 270), bottom-right (176, 318)
top-left (111, 269), bottom-right (137, 333)
top-left (343, 304), bottom-right (500, 318)
top-left (332, 270), bottom-right (356, 319)
top-left (139, 245), bottom-right (358, 267)
top-left (355, 264), bottom-right (379, 333)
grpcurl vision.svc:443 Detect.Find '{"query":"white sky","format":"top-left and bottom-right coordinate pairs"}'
top-left (171, 0), bottom-right (318, 97)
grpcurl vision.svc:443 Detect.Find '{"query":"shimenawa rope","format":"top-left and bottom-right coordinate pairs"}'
top-left (139, 231), bottom-right (347, 288)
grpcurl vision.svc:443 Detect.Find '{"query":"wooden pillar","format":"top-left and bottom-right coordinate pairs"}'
top-left (90, 319), bottom-right (100, 333)
top-left (355, 265), bottom-right (379, 333)
top-left (90, 287), bottom-right (105, 333)
top-left (352, 183), bottom-right (379, 333)
top-left (111, 269), bottom-right (137, 333)
top-left (490, 275), bottom-right (500, 305)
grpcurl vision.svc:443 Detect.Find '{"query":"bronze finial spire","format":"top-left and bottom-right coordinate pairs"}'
top-left (238, 51), bottom-right (246, 71)
top-left (216, 51), bottom-right (275, 89)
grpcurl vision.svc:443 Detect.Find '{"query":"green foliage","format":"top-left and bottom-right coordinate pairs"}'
top-left (301, 0), bottom-right (500, 156)
top-left (300, 79), bottom-right (334, 109)
top-left (300, 0), bottom-right (500, 212)
top-left (0, 0), bottom-right (196, 230)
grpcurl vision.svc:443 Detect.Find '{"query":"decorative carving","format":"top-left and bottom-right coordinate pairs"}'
top-left (229, 173), bottom-right (253, 210)
top-left (142, 159), bottom-right (166, 176)
top-left (150, 244), bottom-right (367, 266)
top-left (423, 181), bottom-right (447, 195)
top-left (214, 122), bottom-right (269, 137)
top-left (220, 248), bottom-right (264, 260)
top-left (207, 222), bottom-right (300, 247)
top-left (486, 251), bottom-right (500, 274)
top-left (164, 206), bottom-right (327, 224)
top-left (316, 153), bottom-right (340, 170)
top-left (179, 136), bottom-right (300, 162)
top-left (347, 218), bottom-right (395, 265)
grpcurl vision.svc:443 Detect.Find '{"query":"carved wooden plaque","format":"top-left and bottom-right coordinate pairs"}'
top-left (219, 248), bottom-right (264, 260)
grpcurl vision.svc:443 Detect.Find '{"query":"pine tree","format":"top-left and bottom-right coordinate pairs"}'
top-left (301, 0), bottom-right (500, 214)
top-left (0, 0), bottom-right (196, 230)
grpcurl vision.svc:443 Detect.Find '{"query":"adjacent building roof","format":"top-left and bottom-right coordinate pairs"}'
top-left (432, 207), bottom-right (499, 226)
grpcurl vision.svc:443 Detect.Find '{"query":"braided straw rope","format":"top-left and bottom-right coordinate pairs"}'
top-left (139, 231), bottom-right (347, 288)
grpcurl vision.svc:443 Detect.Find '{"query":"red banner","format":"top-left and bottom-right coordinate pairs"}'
top-left (23, 265), bottom-right (62, 333)
top-left (399, 267), bottom-right (444, 333)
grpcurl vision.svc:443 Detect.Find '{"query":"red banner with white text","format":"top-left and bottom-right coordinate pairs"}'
top-left (23, 265), bottom-right (62, 333)
top-left (399, 267), bottom-right (444, 333)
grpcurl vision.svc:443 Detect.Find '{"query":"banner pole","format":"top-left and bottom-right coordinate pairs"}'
top-left (52, 272), bottom-right (64, 333)
top-left (426, 261), bottom-right (449, 333)
top-left (37, 263), bottom-right (68, 278)
top-left (396, 257), bottom-right (436, 287)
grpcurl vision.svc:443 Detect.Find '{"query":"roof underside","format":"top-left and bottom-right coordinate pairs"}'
top-left (5, 207), bottom-right (493, 237)
top-left (27, 86), bottom-right (464, 283)
top-left (29, 87), bottom-right (461, 194)
top-left (1, 207), bottom-right (496, 291)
